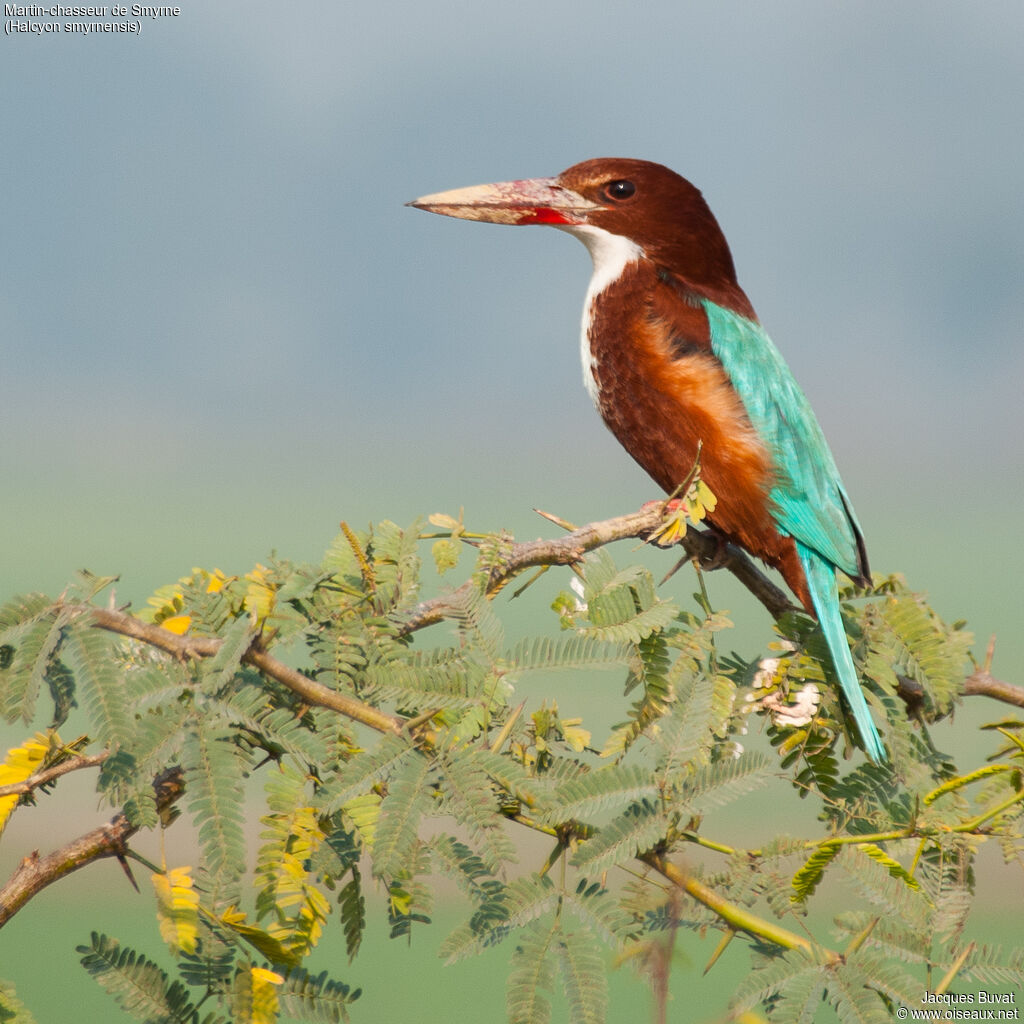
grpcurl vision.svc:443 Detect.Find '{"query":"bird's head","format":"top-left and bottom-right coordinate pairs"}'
top-left (409, 158), bottom-right (739, 292)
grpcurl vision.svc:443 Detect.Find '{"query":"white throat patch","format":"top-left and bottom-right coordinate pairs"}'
top-left (557, 224), bottom-right (643, 405)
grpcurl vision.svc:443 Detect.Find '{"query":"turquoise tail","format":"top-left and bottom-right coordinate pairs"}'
top-left (797, 542), bottom-right (886, 762)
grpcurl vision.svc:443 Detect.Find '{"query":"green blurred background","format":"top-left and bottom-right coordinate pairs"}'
top-left (3, 1), bottom-right (1023, 1019)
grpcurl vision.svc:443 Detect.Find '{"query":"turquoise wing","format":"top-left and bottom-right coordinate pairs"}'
top-left (702, 301), bottom-right (865, 579)
top-left (703, 301), bottom-right (885, 761)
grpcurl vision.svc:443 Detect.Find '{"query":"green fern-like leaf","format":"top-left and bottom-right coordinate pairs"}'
top-left (442, 583), bottom-right (504, 663)
top-left (0, 595), bottom-right (63, 725)
top-left (63, 625), bottom-right (133, 748)
top-left (77, 932), bottom-right (197, 1023)
top-left (601, 632), bottom-right (674, 758)
top-left (625, 629), bottom-right (671, 698)
top-left (338, 865), bottom-right (366, 962)
top-left (184, 722), bottom-right (248, 905)
top-left (496, 875), bottom-right (562, 931)
top-left (199, 616), bottom-right (255, 692)
top-left (953, 942), bottom-right (1024, 987)
top-left (924, 763), bottom-right (1016, 805)
top-left (177, 920), bottom-right (236, 990)
top-left (99, 693), bottom-right (189, 821)
top-left (507, 919), bottom-right (558, 1024)
top-left (580, 602), bottom-right (679, 646)
top-left (862, 590), bottom-right (971, 718)
top-left (337, 791), bottom-right (380, 851)
top-left (98, 749), bottom-right (158, 827)
top-left (441, 875), bottom-right (560, 963)
top-left (305, 627), bottom-right (370, 695)
top-left (833, 911), bottom-right (931, 965)
top-left (316, 733), bottom-right (415, 814)
top-left (367, 518), bottom-right (423, 613)
top-left (732, 949), bottom-right (893, 1022)
top-left (848, 951), bottom-right (929, 1014)
top-left (385, 843), bottom-right (433, 938)
top-left (308, 817), bottom-right (362, 882)
top-left (825, 958), bottom-right (892, 1023)
top-left (543, 763), bottom-right (659, 825)
top-left (575, 551), bottom-right (679, 645)
top-left (581, 555), bottom-right (656, 613)
top-left (277, 968), bottom-right (361, 1023)
top-left (915, 832), bottom-right (975, 897)
top-left (430, 835), bottom-right (508, 946)
top-left (255, 765), bottom-right (330, 961)
top-left (570, 799), bottom-right (669, 876)
top-left (791, 843), bottom-right (842, 904)
top-left (365, 649), bottom-right (484, 711)
top-left (555, 926), bottom-right (607, 1024)
top-left (562, 879), bottom-right (636, 951)
top-left (792, 741), bottom-right (841, 798)
top-left (929, 881), bottom-right (973, 942)
top-left (437, 751), bottom-right (516, 872)
top-left (650, 673), bottom-right (717, 774)
top-left (371, 750), bottom-right (432, 880)
top-left (730, 948), bottom-right (820, 1015)
top-left (839, 845), bottom-right (930, 928)
top-left (207, 683), bottom-right (329, 766)
top-left (606, 609), bottom-right (736, 760)
top-left (459, 747), bottom-right (540, 807)
top-left (505, 635), bottom-right (633, 676)
top-left (856, 842), bottom-right (920, 890)
top-left (679, 752), bottom-right (769, 814)
top-left (768, 963), bottom-right (828, 1024)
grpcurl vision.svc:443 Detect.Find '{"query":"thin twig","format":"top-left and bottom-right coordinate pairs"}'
top-left (505, 807), bottom-right (827, 958)
top-left (963, 639), bottom-right (1023, 707)
top-left (0, 752), bottom-right (109, 800)
top-left (963, 671), bottom-right (1024, 707)
top-left (0, 768), bottom-right (183, 928)
top-left (81, 606), bottom-right (403, 736)
top-left (641, 852), bottom-right (829, 960)
top-left (398, 507), bottom-right (793, 635)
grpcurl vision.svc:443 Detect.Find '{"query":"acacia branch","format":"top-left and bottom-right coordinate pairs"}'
top-left (508, 808), bottom-right (825, 958)
top-left (962, 636), bottom-right (1024, 707)
top-left (406, 511), bottom-right (1024, 715)
top-left (399, 506), bottom-right (793, 635)
top-left (0, 768), bottom-right (183, 928)
top-left (0, 752), bottom-right (108, 800)
top-left (964, 671), bottom-right (1024, 707)
top-left (641, 852), bottom-right (832, 961)
top-left (80, 606), bottom-right (403, 736)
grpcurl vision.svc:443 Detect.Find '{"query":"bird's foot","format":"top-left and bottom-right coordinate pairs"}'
top-left (640, 498), bottom-right (684, 512)
top-left (697, 529), bottom-right (729, 571)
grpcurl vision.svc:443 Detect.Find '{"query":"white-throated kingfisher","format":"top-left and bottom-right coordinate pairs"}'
top-left (409, 158), bottom-right (885, 761)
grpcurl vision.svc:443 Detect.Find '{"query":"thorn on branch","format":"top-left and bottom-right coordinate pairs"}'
top-left (115, 850), bottom-right (140, 893)
top-left (0, 767), bottom-right (184, 929)
top-left (533, 508), bottom-right (577, 532)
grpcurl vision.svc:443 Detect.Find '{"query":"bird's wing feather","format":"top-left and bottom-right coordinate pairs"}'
top-left (701, 300), bottom-right (866, 580)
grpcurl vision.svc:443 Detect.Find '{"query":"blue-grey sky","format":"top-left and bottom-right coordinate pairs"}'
top-left (3, 1), bottom-right (1022, 661)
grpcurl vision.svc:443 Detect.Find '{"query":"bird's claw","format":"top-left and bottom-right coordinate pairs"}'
top-left (697, 530), bottom-right (729, 570)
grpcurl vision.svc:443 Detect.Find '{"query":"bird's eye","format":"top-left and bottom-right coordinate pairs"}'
top-left (603, 179), bottom-right (636, 202)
